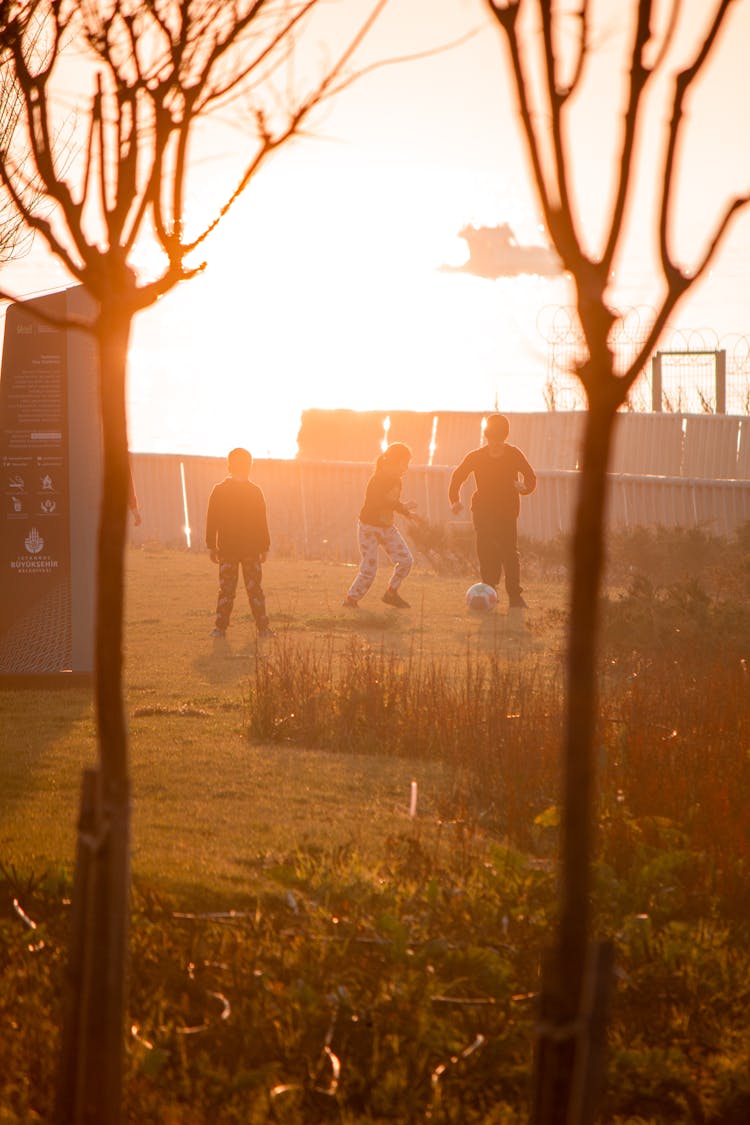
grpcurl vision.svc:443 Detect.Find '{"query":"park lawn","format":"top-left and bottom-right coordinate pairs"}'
top-left (4, 536), bottom-right (750, 1123)
top-left (0, 546), bottom-right (565, 898)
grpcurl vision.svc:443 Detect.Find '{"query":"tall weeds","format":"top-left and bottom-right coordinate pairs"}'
top-left (245, 580), bottom-right (750, 907)
top-left (246, 639), bottom-right (563, 844)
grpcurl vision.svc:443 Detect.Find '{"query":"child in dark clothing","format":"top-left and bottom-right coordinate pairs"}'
top-left (344, 442), bottom-right (419, 609)
top-left (448, 414), bottom-right (536, 608)
top-left (205, 448), bottom-right (274, 638)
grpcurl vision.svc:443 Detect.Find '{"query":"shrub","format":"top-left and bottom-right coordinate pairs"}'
top-left (601, 575), bottom-right (750, 658)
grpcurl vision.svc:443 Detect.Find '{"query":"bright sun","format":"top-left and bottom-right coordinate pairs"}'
top-left (127, 154), bottom-right (566, 459)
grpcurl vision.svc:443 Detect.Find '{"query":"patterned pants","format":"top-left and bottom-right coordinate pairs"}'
top-left (215, 557), bottom-right (269, 631)
top-left (348, 522), bottom-right (413, 602)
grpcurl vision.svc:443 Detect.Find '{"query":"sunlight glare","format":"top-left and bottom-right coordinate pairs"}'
top-left (428, 415), bottom-right (438, 466)
top-left (126, 157), bottom-right (569, 459)
top-left (180, 461), bottom-right (192, 548)
top-left (381, 415), bottom-right (391, 452)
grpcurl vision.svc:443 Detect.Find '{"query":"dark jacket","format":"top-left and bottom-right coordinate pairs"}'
top-left (205, 477), bottom-right (270, 560)
top-left (359, 468), bottom-right (411, 528)
top-left (448, 443), bottom-right (536, 520)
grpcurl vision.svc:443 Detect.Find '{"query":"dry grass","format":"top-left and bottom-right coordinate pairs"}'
top-left (0, 546), bottom-right (565, 895)
top-left (3, 538), bottom-right (750, 1123)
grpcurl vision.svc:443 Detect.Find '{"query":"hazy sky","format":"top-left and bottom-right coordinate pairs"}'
top-left (2, 0), bottom-right (749, 457)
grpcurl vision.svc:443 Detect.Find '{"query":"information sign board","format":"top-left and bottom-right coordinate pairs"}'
top-left (0, 287), bottom-right (99, 678)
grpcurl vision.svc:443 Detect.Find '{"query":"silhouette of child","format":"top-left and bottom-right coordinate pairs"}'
top-left (343, 442), bottom-right (419, 609)
top-left (205, 447), bottom-right (274, 638)
top-left (449, 414), bottom-right (536, 608)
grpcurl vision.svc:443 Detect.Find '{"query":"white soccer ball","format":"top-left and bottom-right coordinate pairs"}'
top-left (465, 582), bottom-right (498, 613)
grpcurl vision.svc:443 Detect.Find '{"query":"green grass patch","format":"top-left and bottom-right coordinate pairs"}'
top-left (2, 534), bottom-right (750, 1122)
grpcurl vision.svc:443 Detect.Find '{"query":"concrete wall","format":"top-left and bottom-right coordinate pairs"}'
top-left (297, 409), bottom-right (750, 480)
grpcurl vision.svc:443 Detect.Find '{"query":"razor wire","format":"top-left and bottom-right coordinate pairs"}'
top-left (537, 305), bottom-right (750, 413)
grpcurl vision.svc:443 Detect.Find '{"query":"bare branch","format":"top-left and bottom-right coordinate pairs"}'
top-left (1, 0), bottom-right (403, 308)
top-left (0, 59), bottom-right (36, 262)
top-left (658, 0), bottom-right (734, 285)
top-left (625, 190), bottom-right (750, 395)
top-left (600, 0), bottom-right (654, 274)
top-left (320, 22), bottom-right (480, 104)
top-left (0, 153), bottom-right (85, 279)
top-left (539, 2), bottom-right (579, 249)
top-left (184, 0), bottom-right (392, 255)
top-left (189, 1), bottom-right (318, 112)
top-left (5, 21), bottom-right (95, 268)
top-left (134, 257), bottom-right (205, 310)
top-left (486, 1), bottom-right (583, 273)
top-left (648, 0), bottom-right (683, 72)
top-left (486, 5), bottom-right (552, 221)
top-left (182, 97), bottom-right (297, 254)
top-left (565, 0), bottom-right (590, 100)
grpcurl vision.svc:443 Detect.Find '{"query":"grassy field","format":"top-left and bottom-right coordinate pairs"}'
top-left (0, 546), bottom-right (563, 894)
top-left (3, 536), bottom-right (750, 1123)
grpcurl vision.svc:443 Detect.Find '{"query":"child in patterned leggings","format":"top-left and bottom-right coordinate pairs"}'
top-left (343, 442), bottom-right (419, 609)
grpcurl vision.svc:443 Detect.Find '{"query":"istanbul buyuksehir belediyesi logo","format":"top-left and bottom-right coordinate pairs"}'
top-left (25, 528), bottom-right (44, 554)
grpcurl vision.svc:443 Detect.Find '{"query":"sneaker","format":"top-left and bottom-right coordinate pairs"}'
top-left (210, 627), bottom-right (226, 638)
top-left (342, 595), bottom-right (359, 608)
top-left (257, 625), bottom-right (276, 638)
top-left (382, 589), bottom-right (410, 609)
top-left (509, 596), bottom-right (528, 609)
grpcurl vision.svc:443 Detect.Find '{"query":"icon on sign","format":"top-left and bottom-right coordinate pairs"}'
top-left (25, 528), bottom-right (44, 554)
top-left (40, 498), bottom-right (57, 513)
top-left (9, 475), bottom-right (25, 490)
top-left (12, 497), bottom-right (23, 512)
top-left (40, 474), bottom-right (54, 491)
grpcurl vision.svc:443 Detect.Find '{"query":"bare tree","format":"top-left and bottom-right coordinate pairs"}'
top-left (0, 48), bottom-right (37, 263)
top-left (484, 2), bottom-right (750, 1121)
top-left (0, 2), bottom-right (392, 1120)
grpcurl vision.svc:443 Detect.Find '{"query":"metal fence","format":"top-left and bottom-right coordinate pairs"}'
top-left (130, 449), bottom-right (750, 561)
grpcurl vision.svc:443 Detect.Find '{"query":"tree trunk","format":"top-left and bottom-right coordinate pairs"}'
top-left (91, 301), bottom-right (132, 1124)
top-left (57, 293), bottom-right (133, 1125)
top-left (532, 387), bottom-right (617, 1125)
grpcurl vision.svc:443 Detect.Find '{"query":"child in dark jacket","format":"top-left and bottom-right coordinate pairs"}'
top-left (205, 447), bottom-right (274, 638)
top-left (343, 442), bottom-right (419, 609)
top-left (448, 414), bottom-right (536, 608)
